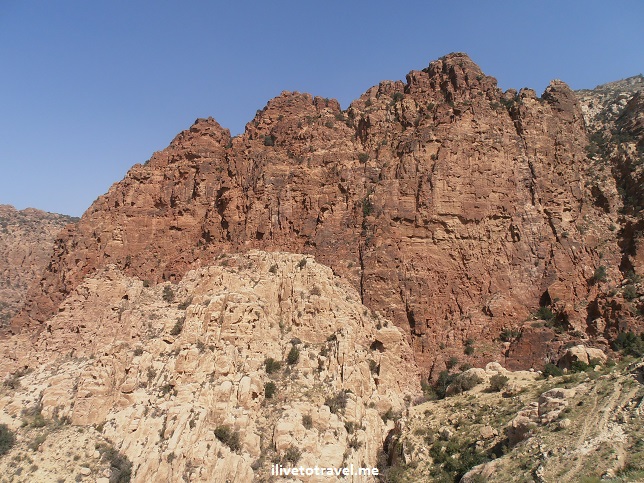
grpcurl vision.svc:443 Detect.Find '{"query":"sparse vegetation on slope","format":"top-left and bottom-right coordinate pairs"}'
top-left (381, 357), bottom-right (644, 483)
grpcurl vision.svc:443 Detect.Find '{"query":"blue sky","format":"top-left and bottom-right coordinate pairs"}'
top-left (1, 1), bottom-right (642, 217)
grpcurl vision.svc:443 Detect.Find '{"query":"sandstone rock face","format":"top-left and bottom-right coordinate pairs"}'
top-left (0, 205), bottom-right (77, 327)
top-left (12, 53), bottom-right (643, 377)
top-left (557, 344), bottom-right (607, 370)
top-left (0, 252), bottom-right (419, 482)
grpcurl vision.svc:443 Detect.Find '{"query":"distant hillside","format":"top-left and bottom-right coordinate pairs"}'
top-left (0, 205), bottom-right (78, 326)
top-left (576, 74), bottom-right (644, 132)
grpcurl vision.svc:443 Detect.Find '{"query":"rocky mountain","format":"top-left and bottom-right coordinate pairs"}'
top-left (0, 52), bottom-right (643, 482)
top-left (0, 252), bottom-right (418, 482)
top-left (12, 53), bottom-right (643, 381)
top-left (576, 75), bottom-right (644, 133)
top-left (0, 205), bottom-right (78, 327)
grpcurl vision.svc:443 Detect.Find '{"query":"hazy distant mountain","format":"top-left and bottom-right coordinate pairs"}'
top-left (0, 204), bottom-right (78, 326)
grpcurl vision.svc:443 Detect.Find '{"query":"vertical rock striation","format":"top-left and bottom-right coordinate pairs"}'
top-left (12, 53), bottom-right (643, 376)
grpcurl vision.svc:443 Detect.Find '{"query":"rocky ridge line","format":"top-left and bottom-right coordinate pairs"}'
top-left (12, 53), bottom-right (644, 378)
top-left (0, 205), bottom-right (78, 327)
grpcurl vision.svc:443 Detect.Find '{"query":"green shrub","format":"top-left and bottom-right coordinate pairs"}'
top-left (627, 269), bottom-right (641, 283)
top-left (283, 446), bottom-right (301, 464)
top-left (428, 438), bottom-right (490, 481)
top-left (499, 328), bottom-right (521, 342)
top-left (542, 363), bottom-right (563, 378)
top-left (264, 357), bottom-right (281, 374)
top-left (177, 297), bottom-right (192, 310)
top-left (96, 443), bottom-right (132, 482)
top-left (613, 331), bottom-right (644, 357)
top-left (434, 370), bottom-right (455, 399)
top-left (170, 317), bottom-right (184, 336)
top-left (623, 284), bottom-right (637, 301)
top-left (464, 338), bottom-right (475, 355)
top-left (593, 266), bottom-right (607, 283)
top-left (391, 92), bottom-right (404, 103)
top-left (0, 424), bottom-right (15, 456)
top-left (381, 408), bottom-right (401, 422)
top-left (2, 374), bottom-right (20, 390)
top-left (446, 356), bottom-right (459, 370)
top-left (325, 390), bottom-right (349, 414)
top-left (28, 433), bottom-right (47, 451)
top-left (451, 372), bottom-right (482, 394)
top-left (535, 306), bottom-right (554, 321)
top-left (296, 258), bottom-right (307, 269)
top-left (162, 286), bottom-right (175, 303)
top-left (287, 346), bottom-right (300, 365)
top-left (22, 402), bottom-right (45, 423)
top-left (348, 435), bottom-right (363, 450)
top-left (147, 367), bottom-right (157, 381)
top-left (264, 382), bottom-right (277, 399)
top-left (362, 197), bottom-right (373, 217)
top-left (214, 425), bottom-right (241, 452)
top-left (302, 415), bottom-right (313, 429)
top-left (263, 135), bottom-right (274, 146)
top-left (358, 152), bottom-right (369, 163)
top-left (571, 360), bottom-right (590, 373)
top-left (159, 383), bottom-right (176, 396)
top-left (489, 374), bottom-right (509, 392)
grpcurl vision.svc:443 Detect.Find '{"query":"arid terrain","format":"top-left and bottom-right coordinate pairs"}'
top-left (0, 205), bottom-right (78, 328)
top-left (0, 54), bottom-right (642, 482)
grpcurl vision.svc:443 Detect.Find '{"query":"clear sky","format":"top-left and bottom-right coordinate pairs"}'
top-left (1, 0), bottom-right (642, 217)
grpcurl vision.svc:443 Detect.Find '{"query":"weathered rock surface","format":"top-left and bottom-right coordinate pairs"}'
top-left (0, 251), bottom-right (419, 482)
top-left (576, 75), bottom-right (644, 133)
top-left (0, 205), bottom-right (77, 327)
top-left (11, 54), bottom-right (644, 377)
top-left (574, 75), bottom-right (644, 340)
top-left (558, 344), bottom-right (607, 370)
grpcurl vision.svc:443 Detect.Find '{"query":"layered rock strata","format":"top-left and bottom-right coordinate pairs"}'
top-left (13, 53), bottom-right (644, 376)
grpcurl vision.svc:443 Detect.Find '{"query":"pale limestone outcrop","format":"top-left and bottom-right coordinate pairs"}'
top-left (558, 345), bottom-right (608, 370)
top-left (0, 251), bottom-right (420, 482)
top-left (507, 386), bottom-right (578, 445)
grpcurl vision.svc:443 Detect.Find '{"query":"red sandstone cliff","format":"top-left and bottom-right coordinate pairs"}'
top-left (12, 53), bottom-right (643, 377)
